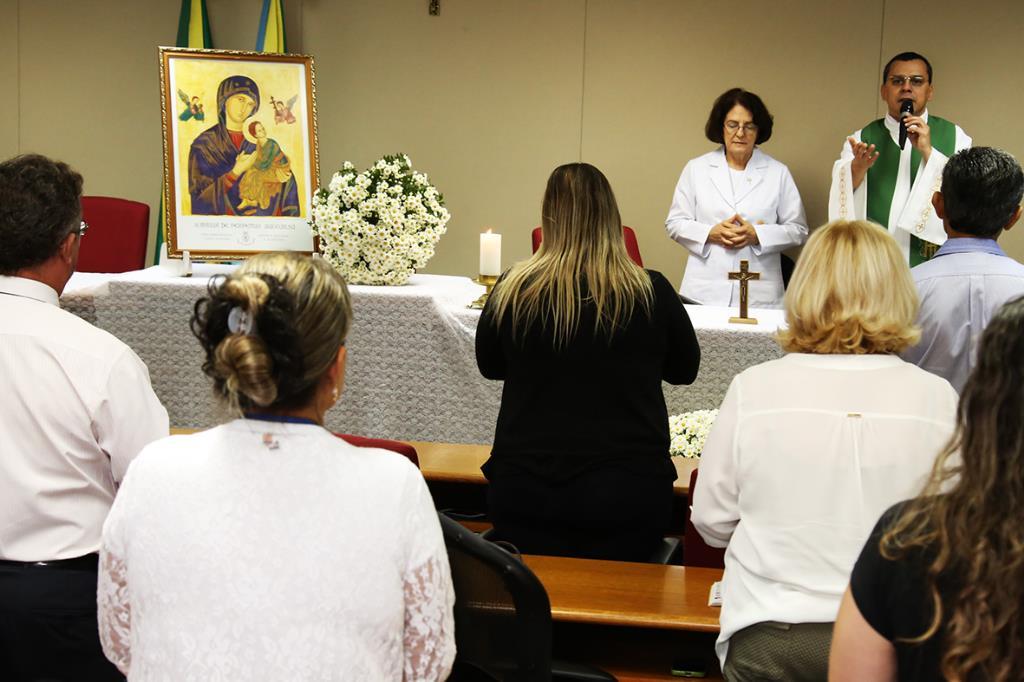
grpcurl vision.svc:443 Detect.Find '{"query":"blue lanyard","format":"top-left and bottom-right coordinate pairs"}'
top-left (243, 413), bottom-right (318, 426)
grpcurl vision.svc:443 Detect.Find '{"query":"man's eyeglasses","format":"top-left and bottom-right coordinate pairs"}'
top-left (77, 221), bottom-right (89, 237)
top-left (725, 121), bottom-right (758, 133)
top-left (888, 75), bottom-right (928, 88)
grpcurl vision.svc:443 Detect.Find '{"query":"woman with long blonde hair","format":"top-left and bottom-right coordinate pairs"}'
top-left (476, 162), bottom-right (700, 561)
top-left (831, 295), bottom-right (1024, 682)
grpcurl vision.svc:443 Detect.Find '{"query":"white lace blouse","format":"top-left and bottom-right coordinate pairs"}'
top-left (98, 419), bottom-right (455, 681)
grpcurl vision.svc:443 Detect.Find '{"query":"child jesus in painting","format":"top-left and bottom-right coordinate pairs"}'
top-left (237, 120), bottom-right (293, 211)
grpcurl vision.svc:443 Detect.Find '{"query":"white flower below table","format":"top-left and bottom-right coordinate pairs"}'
top-left (669, 409), bottom-right (718, 458)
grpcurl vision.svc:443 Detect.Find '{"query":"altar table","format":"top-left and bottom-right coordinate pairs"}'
top-left (62, 265), bottom-right (784, 443)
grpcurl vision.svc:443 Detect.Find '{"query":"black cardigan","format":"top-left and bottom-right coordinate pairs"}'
top-left (476, 269), bottom-right (701, 482)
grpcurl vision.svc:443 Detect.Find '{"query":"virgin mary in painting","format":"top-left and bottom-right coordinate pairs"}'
top-left (187, 75), bottom-right (300, 216)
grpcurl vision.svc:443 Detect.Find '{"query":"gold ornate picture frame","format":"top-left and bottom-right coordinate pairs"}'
top-left (159, 47), bottom-right (319, 260)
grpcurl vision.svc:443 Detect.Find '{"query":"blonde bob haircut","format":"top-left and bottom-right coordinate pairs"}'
top-left (777, 220), bottom-right (920, 354)
top-left (488, 162), bottom-right (652, 347)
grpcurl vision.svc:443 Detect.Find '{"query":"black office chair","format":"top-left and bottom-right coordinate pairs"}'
top-left (440, 513), bottom-right (615, 681)
top-left (781, 253), bottom-right (797, 289)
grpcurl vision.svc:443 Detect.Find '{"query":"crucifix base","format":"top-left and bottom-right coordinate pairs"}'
top-left (729, 316), bottom-right (758, 325)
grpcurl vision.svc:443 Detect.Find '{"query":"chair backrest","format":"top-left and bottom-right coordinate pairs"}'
top-left (781, 253), bottom-right (796, 290)
top-left (439, 512), bottom-right (553, 681)
top-left (334, 433), bottom-right (419, 468)
top-left (78, 196), bottom-right (150, 273)
top-left (683, 467), bottom-right (726, 569)
top-left (530, 225), bottom-right (644, 267)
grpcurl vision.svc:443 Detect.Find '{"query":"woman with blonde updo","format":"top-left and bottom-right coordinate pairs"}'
top-left (95, 253), bottom-right (455, 681)
top-left (691, 220), bottom-right (957, 680)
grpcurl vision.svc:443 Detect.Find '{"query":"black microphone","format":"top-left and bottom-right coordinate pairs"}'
top-left (898, 99), bottom-right (914, 149)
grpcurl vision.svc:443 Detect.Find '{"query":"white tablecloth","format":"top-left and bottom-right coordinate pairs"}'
top-left (61, 265), bottom-right (784, 444)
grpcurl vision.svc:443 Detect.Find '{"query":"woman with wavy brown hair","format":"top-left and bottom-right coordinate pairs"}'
top-left (95, 253), bottom-right (454, 680)
top-left (831, 295), bottom-right (1024, 682)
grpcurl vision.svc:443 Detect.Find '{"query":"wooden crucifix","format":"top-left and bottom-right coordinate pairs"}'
top-left (728, 259), bottom-right (760, 325)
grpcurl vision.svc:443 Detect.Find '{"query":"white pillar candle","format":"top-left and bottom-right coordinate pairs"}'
top-left (480, 229), bottom-right (501, 276)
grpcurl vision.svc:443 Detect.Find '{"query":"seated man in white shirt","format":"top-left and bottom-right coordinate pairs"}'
top-left (0, 154), bottom-right (169, 682)
top-left (903, 147), bottom-right (1024, 393)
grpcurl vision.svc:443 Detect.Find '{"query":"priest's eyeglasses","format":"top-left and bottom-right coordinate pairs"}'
top-left (725, 121), bottom-right (758, 132)
top-left (77, 221), bottom-right (89, 237)
top-left (888, 76), bottom-right (928, 88)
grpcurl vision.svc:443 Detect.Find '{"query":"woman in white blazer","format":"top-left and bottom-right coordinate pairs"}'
top-left (665, 88), bottom-right (807, 308)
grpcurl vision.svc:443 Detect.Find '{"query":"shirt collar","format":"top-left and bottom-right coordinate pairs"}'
top-left (0, 276), bottom-right (60, 306)
top-left (783, 353), bottom-right (907, 370)
top-left (884, 108), bottom-right (929, 133)
top-left (934, 237), bottom-right (1007, 259)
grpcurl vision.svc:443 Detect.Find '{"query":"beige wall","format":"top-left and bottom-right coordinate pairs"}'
top-left (0, 0), bottom-right (20, 161)
top-left (4, 0), bottom-right (1022, 282)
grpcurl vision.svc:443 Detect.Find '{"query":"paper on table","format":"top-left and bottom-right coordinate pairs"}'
top-left (708, 581), bottom-right (722, 607)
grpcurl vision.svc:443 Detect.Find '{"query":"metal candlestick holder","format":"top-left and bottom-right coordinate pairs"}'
top-left (468, 274), bottom-right (499, 309)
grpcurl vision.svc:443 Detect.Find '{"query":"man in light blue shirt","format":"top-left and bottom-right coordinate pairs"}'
top-left (903, 147), bottom-right (1024, 392)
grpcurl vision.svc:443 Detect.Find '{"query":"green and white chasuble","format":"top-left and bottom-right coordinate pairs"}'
top-left (827, 112), bottom-right (971, 266)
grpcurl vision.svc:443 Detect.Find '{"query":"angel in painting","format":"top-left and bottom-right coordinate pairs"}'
top-left (177, 89), bottom-right (205, 121)
top-left (271, 95), bottom-right (298, 124)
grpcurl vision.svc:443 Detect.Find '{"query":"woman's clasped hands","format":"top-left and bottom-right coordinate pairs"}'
top-left (708, 214), bottom-right (760, 249)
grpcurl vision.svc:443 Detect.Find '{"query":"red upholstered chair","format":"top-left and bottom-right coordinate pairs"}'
top-left (334, 433), bottom-right (420, 468)
top-left (78, 196), bottom-right (150, 273)
top-left (530, 225), bottom-right (644, 267)
top-left (683, 467), bottom-right (726, 569)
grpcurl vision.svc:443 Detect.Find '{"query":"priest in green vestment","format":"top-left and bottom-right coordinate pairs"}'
top-left (828, 51), bottom-right (971, 266)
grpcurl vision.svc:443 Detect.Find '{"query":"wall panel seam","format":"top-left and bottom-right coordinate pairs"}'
top-left (578, 0), bottom-right (588, 161)
top-left (875, 0), bottom-right (887, 119)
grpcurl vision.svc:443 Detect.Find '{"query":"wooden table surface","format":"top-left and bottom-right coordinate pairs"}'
top-left (522, 555), bottom-right (722, 633)
top-left (410, 440), bottom-right (698, 495)
top-left (168, 430), bottom-right (698, 496)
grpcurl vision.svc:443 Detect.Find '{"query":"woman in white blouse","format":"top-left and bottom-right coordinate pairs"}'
top-left (691, 220), bottom-right (957, 680)
top-left (96, 253), bottom-right (455, 681)
top-left (665, 88), bottom-right (807, 308)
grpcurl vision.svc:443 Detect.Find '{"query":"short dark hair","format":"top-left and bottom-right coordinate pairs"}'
top-left (0, 154), bottom-right (83, 275)
top-left (940, 147), bottom-right (1024, 237)
top-left (882, 51), bottom-right (933, 84)
top-left (704, 88), bottom-right (774, 145)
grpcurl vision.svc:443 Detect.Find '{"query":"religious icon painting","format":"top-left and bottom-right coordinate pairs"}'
top-left (159, 47), bottom-right (319, 259)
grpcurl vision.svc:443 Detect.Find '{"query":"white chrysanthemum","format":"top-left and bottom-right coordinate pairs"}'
top-left (311, 154), bottom-right (451, 285)
top-left (668, 410), bottom-right (719, 458)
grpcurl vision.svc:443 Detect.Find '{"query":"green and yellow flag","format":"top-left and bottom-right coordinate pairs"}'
top-left (255, 0), bottom-right (287, 54)
top-left (154, 0), bottom-right (213, 264)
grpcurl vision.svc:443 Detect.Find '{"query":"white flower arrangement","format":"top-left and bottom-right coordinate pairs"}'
top-left (311, 154), bottom-right (451, 285)
top-left (669, 409), bottom-right (718, 458)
